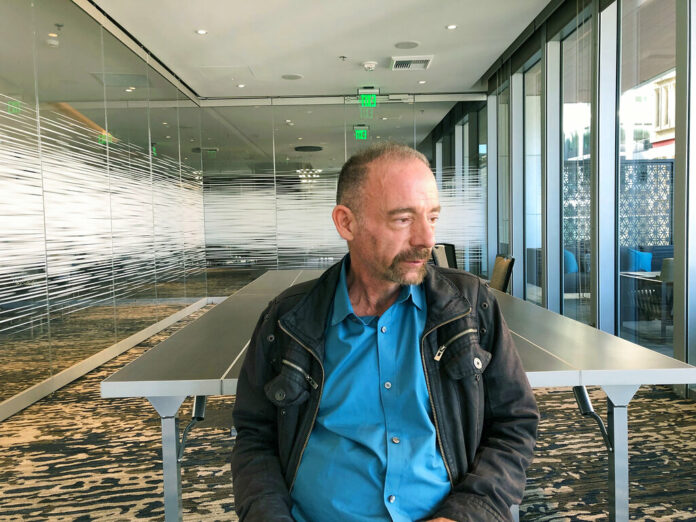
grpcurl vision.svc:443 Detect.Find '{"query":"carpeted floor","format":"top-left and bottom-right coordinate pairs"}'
top-left (0, 306), bottom-right (694, 521)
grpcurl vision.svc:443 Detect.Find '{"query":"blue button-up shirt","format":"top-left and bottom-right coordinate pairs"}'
top-left (291, 259), bottom-right (450, 521)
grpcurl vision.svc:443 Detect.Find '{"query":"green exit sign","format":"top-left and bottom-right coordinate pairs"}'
top-left (360, 94), bottom-right (377, 108)
top-left (7, 100), bottom-right (21, 114)
top-left (355, 128), bottom-right (368, 140)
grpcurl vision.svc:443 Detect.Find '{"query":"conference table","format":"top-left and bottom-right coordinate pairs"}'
top-left (101, 269), bottom-right (696, 522)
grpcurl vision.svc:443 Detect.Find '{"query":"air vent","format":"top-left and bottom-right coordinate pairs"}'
top-left (295, 146), bottom-right (323, 152)
top-left (390, 55), bottom-right (433, 71)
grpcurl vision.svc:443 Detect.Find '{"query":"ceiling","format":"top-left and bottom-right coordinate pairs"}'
top-left (92, 0), bottom-right (550, 99)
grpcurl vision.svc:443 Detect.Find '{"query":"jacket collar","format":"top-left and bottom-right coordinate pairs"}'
top-left (279, 260), bottom-right (472, 360)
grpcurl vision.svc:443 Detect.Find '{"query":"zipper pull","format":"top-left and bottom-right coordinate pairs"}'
top-left (434, 345), bottom-right (447, 361)
top-left (305, 374), bottom-right (319, 389)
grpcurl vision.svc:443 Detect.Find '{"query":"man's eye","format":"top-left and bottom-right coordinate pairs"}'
top-left (430, 215), bottom-right (440, 223)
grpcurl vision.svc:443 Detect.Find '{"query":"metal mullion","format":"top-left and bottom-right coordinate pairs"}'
top-left (545, 36), bottom-right (562, 313)
top-left (674, 0), bottom-right (695, 396)
top-left (593, 0), bottom-right (619, 334)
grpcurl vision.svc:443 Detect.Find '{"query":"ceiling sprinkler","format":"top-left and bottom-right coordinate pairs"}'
top-left (362, 61), bottom-right (378, 72)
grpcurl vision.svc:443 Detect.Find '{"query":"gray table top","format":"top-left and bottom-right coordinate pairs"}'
top-left (101, 269), bottom-right (323, 398)
top-left (492, 289), bottom-right (696, 386)
top-left (101, 270), bottom-right (696, 400)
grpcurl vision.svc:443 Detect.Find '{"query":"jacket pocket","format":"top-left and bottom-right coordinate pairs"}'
top-left (263, 360), bottom-right (312, 407)
top-left (441, 334), bottom-right (492, 380)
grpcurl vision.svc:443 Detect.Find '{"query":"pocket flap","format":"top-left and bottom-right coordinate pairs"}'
top-left (443, 342), bottom-right (492, 380)
top-left (263, 366), bottom-right (310, 407)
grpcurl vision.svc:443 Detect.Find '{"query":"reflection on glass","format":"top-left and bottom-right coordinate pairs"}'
top-left (524, 61), bottom-right (543, 305)
top-left (618, 0), bottom-right (676, 356)
top-left (561, 21), bottom-right (592, 324)
top-left (497, 87), bottom-right (510, 257)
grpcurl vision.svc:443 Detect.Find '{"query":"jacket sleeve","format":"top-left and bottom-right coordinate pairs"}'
top-left (432, 283), bottom-right (540, 522)
top-left (231, 301), bottom-right (294, 522)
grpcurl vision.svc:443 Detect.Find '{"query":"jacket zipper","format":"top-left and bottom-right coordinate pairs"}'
top-left (282, 359), bottom-right (319, 389)
top-left (420, 306), bottom-right (472, 487)
top-left (278, 321), bottom-right (325, 491)
top-left (433, 328), bottom-right (478, 361)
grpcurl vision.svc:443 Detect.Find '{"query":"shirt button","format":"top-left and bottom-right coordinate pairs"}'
top-left (381, 326), bottom-right (387, 333)
top-left (388, 495), bottom-right (396, 503)
top-left (384, 381), bottom-right (392, 389)
top-left (473, 357), bottom-right (483, 370)
top-left (391, 436), bottom-right (400, 444)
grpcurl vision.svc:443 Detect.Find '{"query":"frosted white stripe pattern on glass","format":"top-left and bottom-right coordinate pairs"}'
top-left (204, 165), bottom-right (487, 273)
top-left (0, 99), bottom-right (206, 337)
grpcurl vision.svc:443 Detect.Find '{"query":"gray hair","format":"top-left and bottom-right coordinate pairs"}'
top-left (336, 142), bottom-right (430, 211)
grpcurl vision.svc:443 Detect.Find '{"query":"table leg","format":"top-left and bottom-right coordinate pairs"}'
top-left (602, 385), bottom-right (639, 522)
top-left (149, 396), bottom-right (186, 522)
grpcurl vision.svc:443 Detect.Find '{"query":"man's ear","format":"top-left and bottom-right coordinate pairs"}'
top-left (332, 204), bottom-right (356, 241)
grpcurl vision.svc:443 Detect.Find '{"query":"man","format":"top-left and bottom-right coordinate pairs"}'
top-left (231, 143), bottom-right (539, 521)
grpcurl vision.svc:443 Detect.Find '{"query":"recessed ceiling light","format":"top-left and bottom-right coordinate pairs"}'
top-left (288, 122), bottom-right (295, 126)
top-left (298, 137), bottom-right (303, 140)
top-left (282, 74), bottom-right (303, 80)
top-left (190, 138), bottom-right (195, 142)
top-left (162, 122), bottom-right (168, 125)
top-left (166, 135), bottom-right (171, 139)
top-left (48, 32), bottom-right (58, 38)
top-left (395, 41), bottom-right (419, 49)
top-left (381, 117), bottom-right (388, 121)
top-left (446, 24), bottom-right (457, 30)
top-left (195, 29), bottom-right (208, 35)
top-left (418, 80), bottom-right (427, 84)
top-left (125, 88), bottom-right (133, 93)
top-left (285, 119), bottom-right (292, 123)
top-left (237, 84), bottom-right (245, 88)
top-left (376, 136), bottom-right (381, 139)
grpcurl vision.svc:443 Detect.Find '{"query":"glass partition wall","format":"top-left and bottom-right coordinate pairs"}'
top-left (0, 0), bottom-right (206, 412)
top-left (560, 18), bottom-right (593, 324)
top-left (617, 0), bottom-right (676, 356)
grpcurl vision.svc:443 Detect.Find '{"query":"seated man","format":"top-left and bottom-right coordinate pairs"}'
top-left (231, 143), bottom-right (539, 521)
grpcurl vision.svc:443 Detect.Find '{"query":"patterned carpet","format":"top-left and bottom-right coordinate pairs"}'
top-left (0, 307), bottom-right (694, 521)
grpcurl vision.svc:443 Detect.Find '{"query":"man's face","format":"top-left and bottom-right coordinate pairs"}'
top-left (349, 156), bottom-right (440, 286)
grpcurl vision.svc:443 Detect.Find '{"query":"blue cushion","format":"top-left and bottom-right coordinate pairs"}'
top-left (627, 248), bottom-right (652, 272)
top-left (563, 249), bottom-right (578, 274)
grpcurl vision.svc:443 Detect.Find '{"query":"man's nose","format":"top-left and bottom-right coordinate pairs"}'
top-left (412, 215), bottom-right (436, 249)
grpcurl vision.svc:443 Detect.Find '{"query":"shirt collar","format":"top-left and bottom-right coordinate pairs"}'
top-left (330, 255), bottom-right (425, 326)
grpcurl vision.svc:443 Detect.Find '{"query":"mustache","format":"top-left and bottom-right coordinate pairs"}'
top-left (393, 247), bottom-right (431, 264)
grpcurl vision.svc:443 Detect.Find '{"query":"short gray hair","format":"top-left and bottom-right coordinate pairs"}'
top-left (336, 142), bottom-right (430, 211)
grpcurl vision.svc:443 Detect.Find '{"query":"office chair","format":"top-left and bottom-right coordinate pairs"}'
top-left (490, 255), bottom-right (514, 292)
top-left (431, 243), bottom-right (457, 269)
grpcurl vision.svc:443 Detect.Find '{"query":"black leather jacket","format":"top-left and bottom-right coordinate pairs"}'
top-left (231, 262), bottom-right (539, 522)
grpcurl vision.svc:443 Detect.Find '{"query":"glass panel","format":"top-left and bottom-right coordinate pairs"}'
top-left (102, 30), bottom-right (159, 339)
top-left (524, 61), bottom-right (543, 305)
top-left (497, 86), bottom-right (510, 257)
top-left (478, 105), bottom-right (489, 276)
top-left (561, 21), bottom-right (593, 324)
top-left (0, 0), bottom-right (52, 401)
top-left (618, 0), bottom-right (676, 356)
top-left (178, 95), bottom-right (206, 302)
top-left (202, 105), bottom-right (274, 293)
top-left (275, 102), bottom-right (347, 269)
top-left (34, 0), bottom-right (115, 373)
top-left (147, 67), bottom-right (188, 317)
